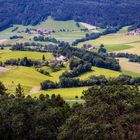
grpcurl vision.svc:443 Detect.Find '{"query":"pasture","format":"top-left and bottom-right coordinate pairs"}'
top-left (79, 67), bottom-right (120, 79)
top-left (49, 31), bottom-right (90, 43)
top-left (0, 63), bottom-right (140, 98)
top-left (79, 66), bottom-right (140, 79)
top-left (30, 87), bottom-right (88, 100)
top-left (77, 26), bottom-right (140, 54)
top-left (119, 58), bottom-right (140, 74)
top-left (0, 50), bottom-right (54, 62)
top-left (0, 66), bottom-right (47, 93)
top-left (37, 18), bottom-right (85, 31)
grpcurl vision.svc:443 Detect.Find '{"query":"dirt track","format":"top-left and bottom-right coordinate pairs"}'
top-left (0, 67), bottom-right (7, 74)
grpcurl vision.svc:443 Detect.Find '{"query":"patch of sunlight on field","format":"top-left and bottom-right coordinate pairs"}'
top-left (0, 50), bottom-right (54, 62)
top-left (1, 65), bottom-right (139, 95)
top-left (79, 66), bottom-right (140, 79)
top-left (79, 67), bottom-right (120, 80)
top-left (0, 66), bottom-right (48, 87)
top-left (0, 65), bottom-right (67, 93)
top-left (30, 87), bottom-right (88, 100)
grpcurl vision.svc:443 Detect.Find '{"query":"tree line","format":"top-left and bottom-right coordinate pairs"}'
top-left (109, 52), bottom-right (140, 64)
top-left (10, 42), bottom-right (59, 53)
top-left (1, 57), bottom-right (48, 67)
top-left (72, 27), bottom-right (121, 46)
top-left (33, 36), bottom-right (70, 48)
top-left (61, 57), bottom-right (92, 78)
top-left (41, 74), bottom-right (140, 90)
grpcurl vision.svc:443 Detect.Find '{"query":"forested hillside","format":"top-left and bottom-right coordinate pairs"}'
top-left (0, 0), bottom-right (140, 30)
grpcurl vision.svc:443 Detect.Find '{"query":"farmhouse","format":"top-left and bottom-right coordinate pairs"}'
top-left (82, 44), bottom-right (96, 51)
top-left (24, 28), bottom-right (53, 35)
top-left (49, 55), bottom-right (67, 63)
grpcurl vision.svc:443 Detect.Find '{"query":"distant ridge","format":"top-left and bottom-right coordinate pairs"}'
top-left (0, 0), bottom-right (140, 30)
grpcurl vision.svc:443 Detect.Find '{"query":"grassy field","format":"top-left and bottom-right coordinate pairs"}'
top-left (29, 66), bottom-right (140, 100)
top-left (79, 66), bottom-right (140, 79)
top-left (37, 18), bottom-right (85, 31)
top-left (0, 66), bottom-right (47, 93)
top-left (49, 31), bottom-right (90, 43)
top-left (1, 64), bottom-right (139, 94)
top-left (30, 87), bottom-right (88, 100)
top-left (77, 26), bottom-right (140, 54)
top-left (0, 50), bottom-right (54, 62)
top-left (0, 66), bottom-right (65, 93)
top-left (104, 44), bottom-right (133, 52)
top-left (79, 67), bottom-right (120, 79)
top-left (119, 58), bottom-right (140, 74)
top-left (0, 65), bottom-right (67, 93)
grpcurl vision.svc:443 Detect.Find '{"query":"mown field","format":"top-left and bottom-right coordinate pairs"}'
top-left (77, 26), bottom-right (140, 54)
top-left (0, 50), bottom-right (54, 62)
top-left (118, 58), bottom-right (140, 74)
top-left (48, 31), bottom-right (90, 43)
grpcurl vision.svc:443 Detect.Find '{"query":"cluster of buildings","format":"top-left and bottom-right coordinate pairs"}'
top-left (127, 28), bottom-right (140, 36)
top-left (24, 28), bottom-right (55, 35)
top-left (49, 55), bottom-right (67, 63)
top-left (82, 44), bottom-right (96, 51)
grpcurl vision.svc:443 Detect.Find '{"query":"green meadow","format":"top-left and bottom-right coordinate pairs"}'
top-left (30, 87), bottom-right (88, 100)
top-left (77, 26), bottom-right (140, 54)
top-left (0, 50), bottom-right (54, 62)
top-left (48, 31), bottom-right (90, 43)
top-left (36, 18), bottom-right (85, 31)
top-left (0, 63), bottom-right (140, 99)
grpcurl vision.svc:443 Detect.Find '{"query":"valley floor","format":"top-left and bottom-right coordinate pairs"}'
top-left (0, 22), bottom-right (140, 102)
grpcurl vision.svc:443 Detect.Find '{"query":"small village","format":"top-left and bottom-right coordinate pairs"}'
top-left (127, 28), bottom-right (140, 36)
top-left (82, 44), bottom-right (97, 51)
top-left (24, 28), bottom-right (55, 36)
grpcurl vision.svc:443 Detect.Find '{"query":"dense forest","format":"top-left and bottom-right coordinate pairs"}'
top-left (0, 0), bottom-right (140, 30)
top-left (0, 82), bottom-right (139, 140)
